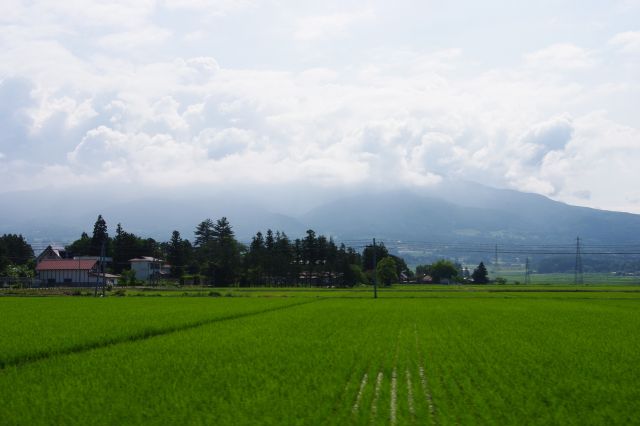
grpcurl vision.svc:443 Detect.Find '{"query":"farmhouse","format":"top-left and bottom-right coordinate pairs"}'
top-left (36, 259), bottom-right (100, 286)
top-left (36, 259), bottom-right (120, 287)
top-left (129, 257), bottom-right (170, 282)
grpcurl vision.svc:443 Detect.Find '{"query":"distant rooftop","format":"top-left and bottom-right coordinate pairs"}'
top-left (36, 259), bottom-right (97, 271)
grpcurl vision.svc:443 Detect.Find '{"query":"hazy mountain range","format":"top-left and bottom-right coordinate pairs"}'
top-left (2, 180), bottom-right (639, 249)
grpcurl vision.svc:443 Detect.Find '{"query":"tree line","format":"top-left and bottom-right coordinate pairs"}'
top-left (414, 259), bottom-right (489, 284)
top-left (63, 215), bottom-right (414, 287)
top-left (0, 234), bottom-right (34, 278)
top-left (1, 215), bottom-right (493, 286)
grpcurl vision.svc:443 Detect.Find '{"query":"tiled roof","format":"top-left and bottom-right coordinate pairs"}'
top-left (36, 259), bottom-right (98, 271)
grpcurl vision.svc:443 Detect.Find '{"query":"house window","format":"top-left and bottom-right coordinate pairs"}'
top-left (64, 278), bottom-right (72, 283)
top-left (47, 278), bottom-right (56, 284)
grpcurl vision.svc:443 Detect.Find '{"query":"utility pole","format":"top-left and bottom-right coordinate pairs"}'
top-left (373, 238), bottom-right (377, 299)
top-left (574, 237), bottom-right (584, 285)
top-left (95, 240), bottom-right (106, 297)
top-left (102, 240), bottom-right (107, 297)
top-left (524, 257), bottom-right (531, 285)
top-left (494, 244), bottom-right (499, 275)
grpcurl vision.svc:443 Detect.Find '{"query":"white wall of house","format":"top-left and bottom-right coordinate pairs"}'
top-left (38, 269), bottom-right (98, 286)
top-left (131, 261), bottom-right (160, 282)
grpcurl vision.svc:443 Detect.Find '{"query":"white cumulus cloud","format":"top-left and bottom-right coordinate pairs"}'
top-left (609, 31), bottom-right (640, 53)
top-left (0, 0), bottom-right (639, 214)
top-left (524, 43), bottom-right (595, 70)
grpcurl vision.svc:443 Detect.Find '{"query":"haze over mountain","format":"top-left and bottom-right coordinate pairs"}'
top-left (3, 180), bottom-right (639, 250)
top-left (302, 181), bottom-right (640, 245)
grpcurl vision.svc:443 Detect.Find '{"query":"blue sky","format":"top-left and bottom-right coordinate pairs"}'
top-left (1, 0), bottom-right (639, 212)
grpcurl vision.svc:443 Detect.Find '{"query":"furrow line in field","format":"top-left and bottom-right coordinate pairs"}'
top-left (369, 371), bottom-right (384, 423)
top-left (419, 366), bottom-right (437, 421)
top-left (390, 368), bottom-right (398, 425)
top-left (0, 299), bottom-right (319, 370)
top-left (385, 329), bottom-right (402, 425)
top-left (334, 311), bottom-right (378, 420)
top-left (415, 324), bottom-right (438, 425)
top-left (352, 373), bottom-right (368, 413)
top-left (406, 369), bottom-right (415, 417)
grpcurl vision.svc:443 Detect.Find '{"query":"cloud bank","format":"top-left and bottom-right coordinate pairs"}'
top-left (0, 0), bottom-right (639, 213)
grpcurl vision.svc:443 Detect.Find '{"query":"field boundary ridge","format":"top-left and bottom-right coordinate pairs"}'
top-left (0, 299), bottom-right (320, 370)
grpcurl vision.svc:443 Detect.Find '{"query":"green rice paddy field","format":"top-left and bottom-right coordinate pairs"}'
top-left (1, 287), bottom-right (640, 425)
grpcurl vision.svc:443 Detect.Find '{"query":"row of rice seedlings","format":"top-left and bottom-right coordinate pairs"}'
top-left (0, 299), bottom-right (383, 424)
top-left (415, 297), bottom-right (640, 425)
top-left (1, 296), bottom-right (639, 424)
top-left (346, 303), bottom-right (438, 425)
top-left (0, 297), bottom-right (302, 367)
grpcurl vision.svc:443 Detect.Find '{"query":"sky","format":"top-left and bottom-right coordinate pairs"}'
top-left (1, 0), bottom-right (639, 213)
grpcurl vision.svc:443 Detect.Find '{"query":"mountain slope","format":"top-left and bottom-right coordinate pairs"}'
top-left (301, 185), bottom-right (640, 244)
top-left (2, 181), bottom-right (639, 246)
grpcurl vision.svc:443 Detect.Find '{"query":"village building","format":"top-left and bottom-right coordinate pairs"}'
top-left (129, 257), bottom-right (170, 282)
top-left (36, 259), bottom-right (100, 286)
top-left (33, 245), bottom-right (119, 286)
top-left (35, 245), bottom-right (68, 263)
top-left (35, 258), bottom-right (120, 287)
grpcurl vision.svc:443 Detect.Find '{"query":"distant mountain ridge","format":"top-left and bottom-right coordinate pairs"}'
top-left (1, 181), bottom-right (639, 247)
top-left (302, 183), bottom-right (640, 245)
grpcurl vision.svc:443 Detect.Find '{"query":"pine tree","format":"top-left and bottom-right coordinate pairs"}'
top-left (264, 229), bottom-right (275, 285)
top-left (91, 215), bottom-right (108, 256)
top-left (194, 219), bottom-right (215, 247)
top-left (472, 261), bottom-right (489, 284)
top-left (195, 217), bottom-right (241, 286)
top-left (168, 230), bottom-right (188, 278)
top-left (247, 231), bottom-right (265, 285)
top-left (212, 217), bottom-right (233, 240)
top-left (112, 223), bottom-right (126, 272)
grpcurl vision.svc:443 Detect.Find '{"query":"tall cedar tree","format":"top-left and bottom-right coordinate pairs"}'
top-left (91, 215), bottom-right (108, 256)
top-left (472, 261), bottom-right (489, 284)
top-left (211, 217), bottom-right (241, 286)
top-left (194, 219), bottom-right (215, 247)
top-left (247, 231), bottom-right (266, 285)
top-left (167, 230), bottom-right (191, 278)
top-left (193, 217), bottom-right (241, 286)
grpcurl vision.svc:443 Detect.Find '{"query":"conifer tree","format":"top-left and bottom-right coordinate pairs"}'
top-left (472, 261), bottom-right (489, 284)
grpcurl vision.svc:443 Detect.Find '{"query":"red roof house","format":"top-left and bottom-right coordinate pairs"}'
top-left (36, 259), bottom-right (99, 286)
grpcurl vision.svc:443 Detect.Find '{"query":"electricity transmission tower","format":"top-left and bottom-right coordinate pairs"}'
top-left (494, 244), bottom-right (499, 274)
top-left (524, 257), bottom-right (531, 285)
top-left (574, 237), bottom-right (584, 285)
